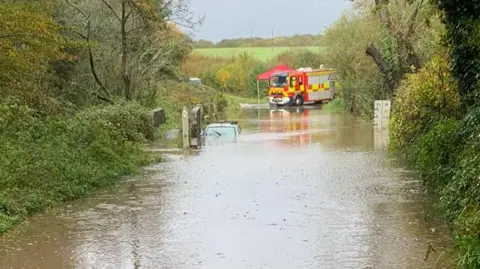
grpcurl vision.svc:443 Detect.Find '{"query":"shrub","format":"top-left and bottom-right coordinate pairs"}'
top-left (0, 102), bottom-right (155, 234)
top-left (389, 55), bottom-right (460, 154)
top-left (414, 119), bottom-right (458, 189)
top-left (390, 58), bottom-right (480, 267)
top-left (445, 108), bottom-right (480, 266)
top-left (182, 53), bottom-right (268, 98)
top-left (440, 107), bottom-right (480, 222)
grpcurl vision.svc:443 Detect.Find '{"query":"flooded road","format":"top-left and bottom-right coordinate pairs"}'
top-left (1, 107), bottom-right (453, 269)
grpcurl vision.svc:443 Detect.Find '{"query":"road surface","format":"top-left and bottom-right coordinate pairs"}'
top-left (0, 107), bottom-right (453, 269)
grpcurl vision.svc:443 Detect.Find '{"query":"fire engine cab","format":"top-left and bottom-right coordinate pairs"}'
top-left (268, 67), bottom-right (337, 106)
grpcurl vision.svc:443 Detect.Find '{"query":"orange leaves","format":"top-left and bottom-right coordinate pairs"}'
top-left (129, 0), bottom-right (156, 21)
top-left (216, 67), bottom-right (232, 90)
top-left (0, 3), bottom-right (66, 77)
top-left (0, 2), bottom-right (74, 113)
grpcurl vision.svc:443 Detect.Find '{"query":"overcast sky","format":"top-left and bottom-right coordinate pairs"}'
top-left (186, 0), bottom-right (352, 42)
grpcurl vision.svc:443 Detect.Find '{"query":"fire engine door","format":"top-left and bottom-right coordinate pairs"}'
top-left (289, 76), bottom-right (301, 93)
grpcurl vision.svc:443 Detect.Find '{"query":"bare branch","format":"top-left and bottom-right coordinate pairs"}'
top-left (366, 43), bottom-right (396, 91)
top-left (161, 0), bottom-right (204, 31)
top-left (65, 3), bottom-right (111, 97)
top-left (64, 0), bottom-right (88, 20)
top-left (121, 0), bottom-right (132, 100)
top-left (78, 85), bottom-right (114, 104)
top-left (374, 0), bottom-right (393, 31)
top-left (101, 0), bottom-right (121, 22)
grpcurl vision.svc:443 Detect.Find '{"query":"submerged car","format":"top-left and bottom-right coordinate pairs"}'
top-left (201, 121), bottom-right (242, 144)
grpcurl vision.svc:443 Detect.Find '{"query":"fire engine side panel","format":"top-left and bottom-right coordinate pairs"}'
top-left (306, 75), bottom-right (321, 101)
top-left (305, 73), bottom-right (332, 101)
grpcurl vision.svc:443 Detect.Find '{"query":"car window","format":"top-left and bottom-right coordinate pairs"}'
top-left (205, 126), bottom-right (237, 136)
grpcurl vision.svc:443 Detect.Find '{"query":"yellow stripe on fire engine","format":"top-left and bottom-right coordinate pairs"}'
top-left (269, 87), bottom-right (287, 97)
top-left (306, 71), bottom-right (334, 77)
top-left (306, 84), bottom-right (322, 92)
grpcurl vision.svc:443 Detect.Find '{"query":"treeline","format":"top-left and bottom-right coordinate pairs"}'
top-left (194, 34), bottom-right (324, 48)
top-left (0, 0), bottom-right (224, 233)
top-left (182, 49), bottom-right (326, 97)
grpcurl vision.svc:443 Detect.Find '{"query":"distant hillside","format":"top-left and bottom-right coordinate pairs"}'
top-left (193, 46), bottom-right (325, 61)
top-left (194, 34), bottom-right (324, 48)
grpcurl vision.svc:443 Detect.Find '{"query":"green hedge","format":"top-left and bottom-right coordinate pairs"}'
top-left (390, 55), bottom-right (480, 267)
top-left (0, 102), bottom-right (156, 234)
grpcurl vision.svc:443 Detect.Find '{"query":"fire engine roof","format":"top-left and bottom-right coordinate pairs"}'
top-left (256, 64), bottom-right (296, 80)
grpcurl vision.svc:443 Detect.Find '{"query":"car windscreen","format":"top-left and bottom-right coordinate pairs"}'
top-left (205, 126), bottom-right (236, 136)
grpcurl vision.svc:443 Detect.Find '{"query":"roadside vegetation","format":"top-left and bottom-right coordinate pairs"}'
top-left (188, 0), bottom-right (480, 266)
top-left (318, 0), bottom-right (480, 267)
top-left (182, 49), bottom-right (327, 99)
top-left (0, 0), bottom-right (225, 234)
top-left (3, 0), bottom-right (480, 265)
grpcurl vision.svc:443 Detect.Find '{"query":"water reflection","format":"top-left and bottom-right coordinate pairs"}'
top-left (374, 127), bottom-right (389, 150)
top-left (261, 108), bottom-right (312, 146)
top-left (0, 107), bottom-right (453, 269)
top-left (239, 107), bottom-right (375, 150)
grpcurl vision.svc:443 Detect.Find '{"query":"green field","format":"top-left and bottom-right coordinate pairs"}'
top-left (193, 46), bottom-right (325, 61)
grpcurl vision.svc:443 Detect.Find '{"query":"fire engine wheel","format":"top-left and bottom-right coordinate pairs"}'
top-left (294, 95), bottom-right (304, 106)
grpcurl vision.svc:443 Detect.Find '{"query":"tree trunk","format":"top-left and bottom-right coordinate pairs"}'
top-left (365, 44), bottom-right (396, 92)
top-left (121, 1), bottom-right (132, 101)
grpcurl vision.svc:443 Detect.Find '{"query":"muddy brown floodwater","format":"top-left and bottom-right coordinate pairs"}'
top-left (1, 107), bottom-right (454, 269)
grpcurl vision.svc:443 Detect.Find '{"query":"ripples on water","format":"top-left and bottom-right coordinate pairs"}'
top-left (0, 107), bottom-right (453, 269)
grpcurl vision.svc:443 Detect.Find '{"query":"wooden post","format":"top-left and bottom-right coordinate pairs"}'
top-left (182, 106), bottom-right (189, 148)
top-left (257, 79), bottom-right (260, 104)
top-left (190, 105), bottom-right (203, 148)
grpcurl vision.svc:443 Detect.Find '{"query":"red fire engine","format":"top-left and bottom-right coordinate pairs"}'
top-left (268, 67), bottom-right (338, 106)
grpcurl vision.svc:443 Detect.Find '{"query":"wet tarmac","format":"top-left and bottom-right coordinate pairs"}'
top-left (0, 107), bottom-right (453, 269)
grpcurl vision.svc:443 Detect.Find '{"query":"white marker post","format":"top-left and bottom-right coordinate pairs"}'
top-left (374, 100), bottom-right (391, 150)
top-left (182, 107), bottom-right (190, 148)
top-left (374, 100), bottom-right (391, 129)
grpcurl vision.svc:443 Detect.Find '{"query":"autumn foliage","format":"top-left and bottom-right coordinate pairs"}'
top-left (389, 54), bottom-right (460, 152)
top-left (0, 0), bottom-right (211, 234)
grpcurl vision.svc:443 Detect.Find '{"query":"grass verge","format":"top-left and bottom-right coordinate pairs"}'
top-left (323, 98), bottom-right (345, 113)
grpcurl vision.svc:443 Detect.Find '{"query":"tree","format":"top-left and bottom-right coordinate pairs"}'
top-left (0, 2), bottom-right (71, 113)
top-left (351, 0), bottom-right (437, 95)
top-left (60, 0), bottom-right (202, 102)
top-left (433, 0), bottom-right (480, 107)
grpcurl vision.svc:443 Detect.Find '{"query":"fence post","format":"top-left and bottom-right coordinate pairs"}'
top-left (182, 106), bottom-right (190, 148)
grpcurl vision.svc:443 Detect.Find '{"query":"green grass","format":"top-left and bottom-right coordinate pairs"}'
top-left (221, 94), bottom-right (268, 117)
top-left (323, 98), bottom-right (345, 113)
top-left (224, 93), bottom-right (268, 104)
top-left (193, 46), bottom-right (326, 61)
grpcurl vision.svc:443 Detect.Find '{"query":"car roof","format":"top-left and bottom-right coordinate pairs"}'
top-left (206, 121), bottom-right (239, 128)
top-left (206, 123), bottom-right (239, 128)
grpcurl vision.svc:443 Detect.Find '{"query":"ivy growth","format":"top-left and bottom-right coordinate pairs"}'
top-left (435, 0), bottom-right (480, 107)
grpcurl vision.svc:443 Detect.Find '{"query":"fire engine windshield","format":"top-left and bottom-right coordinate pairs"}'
top-left (270, 75), bottom-right (287, 87)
